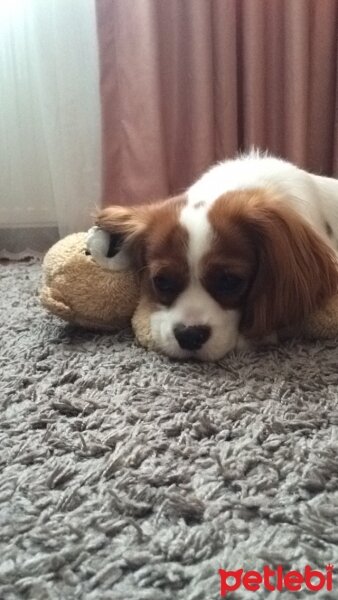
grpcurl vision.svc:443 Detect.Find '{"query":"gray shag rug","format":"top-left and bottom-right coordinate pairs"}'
top-left (1, 262), bottom-right (338, 600)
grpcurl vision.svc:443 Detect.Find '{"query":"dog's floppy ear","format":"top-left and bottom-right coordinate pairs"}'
top-left (95, 196), bottom-right (187, 268)
top-left (96, 205), bottom-right (150, 243)
top-left (95, 205), bottom-right (152, 267)
top-left (239, 195), bottom-right (338, 337)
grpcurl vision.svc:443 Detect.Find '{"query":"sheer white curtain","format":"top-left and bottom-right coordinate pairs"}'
top-left (0, 0), bottom-right (101, 258)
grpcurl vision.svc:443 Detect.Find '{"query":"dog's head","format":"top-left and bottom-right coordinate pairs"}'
top-left (96, 189), bottom-right (338, 360)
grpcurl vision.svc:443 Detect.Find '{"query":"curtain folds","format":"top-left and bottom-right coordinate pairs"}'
top-left (96, 0), bottom-right (338, 207)
top-left (0, 0), bottom-right (101, 258)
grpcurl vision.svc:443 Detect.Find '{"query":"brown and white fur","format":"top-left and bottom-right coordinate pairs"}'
top-left (96, 152), bottom-right (338, 361)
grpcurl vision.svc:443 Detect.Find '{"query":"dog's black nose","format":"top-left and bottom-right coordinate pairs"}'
top-left (173, 324), bottom-right (211, 351)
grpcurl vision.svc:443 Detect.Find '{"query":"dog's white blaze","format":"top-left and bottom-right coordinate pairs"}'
top-left (179, 200), bottom-right (213, 278)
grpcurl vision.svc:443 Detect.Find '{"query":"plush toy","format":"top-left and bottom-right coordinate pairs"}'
top-left (39, 229), bottom-right (154, 349)
top-left (40, 228), bottom-right (338, 352)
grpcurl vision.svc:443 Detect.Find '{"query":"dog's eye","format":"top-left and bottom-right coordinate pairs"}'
top-left (214, 273), bottom-right (243, 294)
top-left (152, 275), bottom-right (178, 294)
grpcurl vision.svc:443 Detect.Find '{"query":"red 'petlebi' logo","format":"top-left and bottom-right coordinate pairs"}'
top-left (219, 564), bottom-right (334, 596)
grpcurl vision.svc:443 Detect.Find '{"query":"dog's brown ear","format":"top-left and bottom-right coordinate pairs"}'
top-left (95, 196), bottom-right (187, 267)
top-left (96, 205), bottom-right (150, 241)
top-left (239, 195), bottom-right (338, 337)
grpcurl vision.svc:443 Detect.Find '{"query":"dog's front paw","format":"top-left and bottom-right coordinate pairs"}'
top-left (86, 226), bottom-right (110, 258)
top-left (86, 226), bottom-right (131, 271)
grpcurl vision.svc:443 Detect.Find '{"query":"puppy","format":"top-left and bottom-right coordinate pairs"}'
top-left (96, 153), bottom-right (338, 360)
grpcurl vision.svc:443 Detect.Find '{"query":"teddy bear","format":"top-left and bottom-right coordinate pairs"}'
top-left (39, 228), bottom-right (154, 349)
top-left (40, 227), bottom-right (338, 353)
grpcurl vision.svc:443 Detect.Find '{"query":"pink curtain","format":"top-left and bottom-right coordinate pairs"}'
top-left (96, 0), bottom-right (338, 207)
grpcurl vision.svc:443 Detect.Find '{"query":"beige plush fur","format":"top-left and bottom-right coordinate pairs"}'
top-left (40, 232), bottom-right (338, 348)
top-left (40, 233), bottom-right (140, 331)
top-left (298, 296), bottom-right (338, 339)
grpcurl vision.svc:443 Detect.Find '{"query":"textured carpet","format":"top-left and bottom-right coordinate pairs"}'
top-left (1, 262), bottom-right (338, 600)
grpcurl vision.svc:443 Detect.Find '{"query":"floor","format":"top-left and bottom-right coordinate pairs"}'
top-left (1, 262), bottom-right (338, 599)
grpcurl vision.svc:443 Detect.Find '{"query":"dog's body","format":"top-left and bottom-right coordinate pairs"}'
top-left (97, 153), bottom-right (338, 360)
top-left (188, 154), bottom-right (338, 250)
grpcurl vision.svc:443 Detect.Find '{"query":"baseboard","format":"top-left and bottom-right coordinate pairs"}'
top-left (0, 226), bottom-right (59, 259)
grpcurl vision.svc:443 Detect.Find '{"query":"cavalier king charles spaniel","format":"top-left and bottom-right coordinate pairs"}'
top-left (96, 153), bottom-right (338, 361)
